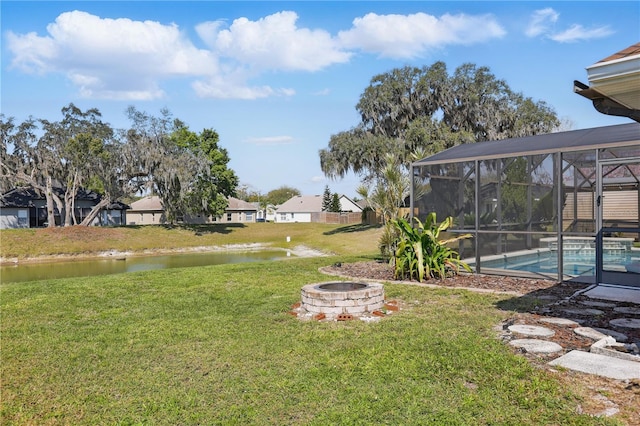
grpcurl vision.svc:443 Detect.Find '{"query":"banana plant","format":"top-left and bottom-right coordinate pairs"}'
top-left (391, 213), bottom-right (472, 281)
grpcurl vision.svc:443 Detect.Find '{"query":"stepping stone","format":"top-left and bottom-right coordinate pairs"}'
top-left (548, 350), bottom-right (640, 380)
top-left (580, 300), bottom-right (616, 308)
top-left (609, 318), bottom-right (640, 330)
top-left (573, 327), bottom-right (607, 340)
top-left (613, 306), bottom-right (640, 315)
top-left (539, 317), bottom-right (579, 327)
top-left (508, 324), bottom-right (555, 337)
top-left (562, 308), bottom-right (604, 316)
top-left (510, 339), bottom-right (563, 354)
top-left (593, 327), bottom-right (628, 342)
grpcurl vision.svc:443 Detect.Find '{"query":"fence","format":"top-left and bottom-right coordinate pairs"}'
top-left (311, 212), bottom-right (362, 224)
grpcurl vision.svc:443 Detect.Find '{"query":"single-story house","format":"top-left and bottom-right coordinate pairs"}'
top-left (275, 195), bottom-right (322, 223)
top-left (275, 194), bottom-right (362, 223)
top-left (338, 195), bottom-right (362, 213)
top-left (0, 186), bottom-right (128, 229)
top-left (127, 195), bottom-right (257, 225)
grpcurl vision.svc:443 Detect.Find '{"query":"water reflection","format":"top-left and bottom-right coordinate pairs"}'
top-left (1, 250), bottom-right (290, 283)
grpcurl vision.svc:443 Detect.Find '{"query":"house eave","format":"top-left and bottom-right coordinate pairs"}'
top-left (577, 44), bottom-right (640, 118)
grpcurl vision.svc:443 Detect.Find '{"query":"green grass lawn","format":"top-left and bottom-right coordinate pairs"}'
top-left (0, 225), bottom-right (624, 424)
top-left (1, 257), bottom-right (621, 425)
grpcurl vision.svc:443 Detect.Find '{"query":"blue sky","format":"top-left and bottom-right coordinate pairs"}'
top-left (2, 1), bottom-right (638, 198)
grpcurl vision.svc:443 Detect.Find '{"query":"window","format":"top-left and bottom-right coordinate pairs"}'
top-left (17, 209), bottom-right (28, 226)
top-left (246, 212), bottom-right (253, 221)
top-left (280, 213), bottom-right (287, 221)
top-left (227, 213), bottom-right (232, 221)
top-left (111, 210), bottom-right (122, 225)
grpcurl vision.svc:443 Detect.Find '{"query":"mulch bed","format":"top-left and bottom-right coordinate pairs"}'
top-left (321, 261), bottom-right (640, 345)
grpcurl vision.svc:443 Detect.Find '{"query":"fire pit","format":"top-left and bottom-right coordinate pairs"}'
top-left (300, 281), bottom-right (384, 318)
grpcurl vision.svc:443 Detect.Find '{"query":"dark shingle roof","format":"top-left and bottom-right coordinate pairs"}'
top-left (413, 123), bottom-right (640, 166)
top-left (1, 187), bottom-right (128, 209)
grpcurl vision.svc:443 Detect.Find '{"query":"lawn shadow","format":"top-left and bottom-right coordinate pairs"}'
top-left (323, 224), bottom-right (381, 235)
top-left (166, 223), bottom-right (247, 236)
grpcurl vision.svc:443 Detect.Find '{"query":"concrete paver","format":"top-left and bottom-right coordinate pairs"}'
top-left (548, 350), bottom-right (640, 380)
top-left (510, 339), bottom-right (563, 354)
top-left (584, 285), bottom-right (640, 304)
top-left (508, 324), bottom-right (555, 337)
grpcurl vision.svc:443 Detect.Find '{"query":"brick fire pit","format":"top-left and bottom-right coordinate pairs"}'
top-left (300, 281), bottom-right (385, 318)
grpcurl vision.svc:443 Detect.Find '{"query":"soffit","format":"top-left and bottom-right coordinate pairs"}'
top-left (586, 43), bottom-right (640, 110)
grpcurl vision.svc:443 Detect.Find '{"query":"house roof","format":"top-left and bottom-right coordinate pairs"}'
top-left (227, 197), bottom-right (257, 211)
top-left (1, 186), bottom-right (128, 209)
top-left (413, 123), bottom-right (640, 166)
top-left (598, 43), bottom-right (640, 63)
top-left (0, 187), bottom-right (40, 208)
top-left (128, 195), bottom-right (257, 212)
top-left (129, 195), bottom-right (163, 211)
top-left (575, 42), bottom-right (640, 121)
top-left (276, 195), bottom-right (324, 213)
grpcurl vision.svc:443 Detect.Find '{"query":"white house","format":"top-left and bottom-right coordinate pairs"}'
top-left (275, 195), bottom-right (322, 223)
top-left (338, 195), bottom-right (362, 212)
top-left (275, 194), bottom-right (363, 223)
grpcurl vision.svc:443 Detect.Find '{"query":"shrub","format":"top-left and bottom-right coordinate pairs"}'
top-left (391, 213), bottom-right (472, 281)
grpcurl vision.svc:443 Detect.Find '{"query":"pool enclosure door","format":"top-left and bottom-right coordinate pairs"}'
top-left (597, 157), bottom-right (640, 287)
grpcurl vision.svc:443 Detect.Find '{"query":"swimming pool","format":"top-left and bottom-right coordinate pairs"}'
top-left (477, 249), bottom-right (640, 277)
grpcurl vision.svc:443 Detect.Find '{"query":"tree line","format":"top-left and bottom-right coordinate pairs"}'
top-left (1, 104), bottom-right (238, 226)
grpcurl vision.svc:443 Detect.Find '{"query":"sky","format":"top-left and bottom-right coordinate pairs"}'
top-left (2, 1), bottom-right (639, 198)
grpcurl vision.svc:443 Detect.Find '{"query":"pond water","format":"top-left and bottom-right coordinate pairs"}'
top-left (0, 250), bottom-right (291, 283)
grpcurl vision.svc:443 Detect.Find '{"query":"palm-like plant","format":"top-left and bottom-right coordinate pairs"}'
top-left (392, 213), bottom-right (472, 281)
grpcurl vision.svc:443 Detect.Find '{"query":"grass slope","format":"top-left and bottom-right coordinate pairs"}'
top-left (0, 223), bottom-right (382, 260)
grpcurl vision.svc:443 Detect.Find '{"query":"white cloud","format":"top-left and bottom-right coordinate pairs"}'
top-left (193, 79), bottom-right (279, 100)
top-left (6, 10), bottom-right (347, 100)
top-left (550, 24), bottom-right (614, 43)
top-left (525, 8), bottom-right (613, 42)
top-left (310, 176), bottom-right (326, 183)
top-left (338, 12), bottom-right (506, 59)
top-left (6, 10), bottom-right (217, 100)
top-left (199, 11), bottom-right (352, 72)
top-left (245, 136), bottom-right (295, 145)
top-left (525, 8), bottom-right (559, 37)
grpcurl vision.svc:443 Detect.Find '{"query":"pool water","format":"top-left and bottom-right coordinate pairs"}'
top-left (479, 250), bottom-right (639, 276)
